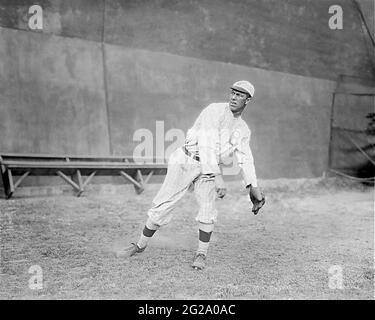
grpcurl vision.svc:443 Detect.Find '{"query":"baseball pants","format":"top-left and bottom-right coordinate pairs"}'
top-left (147, 147), bottom-right (218, 226)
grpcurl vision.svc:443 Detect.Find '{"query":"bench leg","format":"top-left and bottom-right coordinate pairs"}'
top-left (82, 171), bottom-right (96, 189)
top-left (1, 164), bottom-right (8, 198)
top-left (57, 170), bottom-right (81, 196)
top-left (76, 170), bottom-right (84, 197)
top-left (135, 169), bottom-right (145, 194)
top-left (7, 169), bottom-right (14, 199)
top-left (144, 170), bottom-right (154, 184)
top-left (1, 168), bottom-right (30, 199)
top-left (14, 171), bottom-right (30, 189)
top-left (1, 167), bottom-right (13, 199)
top-left (119, 170), bottom-right (144, 194)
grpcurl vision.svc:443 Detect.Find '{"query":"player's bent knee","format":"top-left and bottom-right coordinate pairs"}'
top-left (146, 217), bottom-right (160, 231)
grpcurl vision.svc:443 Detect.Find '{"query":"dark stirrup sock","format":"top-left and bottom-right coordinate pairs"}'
top-left (143, 226), bottom-right (157, 237)
top-left (137, 219), bottom-right (160, 249)
top-left (196, 229), bottom-right (213, 256)
top-left (199, 229), bottom-right (212, 243)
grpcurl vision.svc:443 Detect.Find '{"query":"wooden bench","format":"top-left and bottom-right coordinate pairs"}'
top-left (0, 153), bottom-right (167, 199)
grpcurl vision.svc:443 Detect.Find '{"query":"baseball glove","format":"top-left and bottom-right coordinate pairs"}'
top-left (249, 189), bottom-right (266, 215)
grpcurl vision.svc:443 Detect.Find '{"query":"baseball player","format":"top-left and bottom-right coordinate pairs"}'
top-left (118, 80), bottom-right (265, 270)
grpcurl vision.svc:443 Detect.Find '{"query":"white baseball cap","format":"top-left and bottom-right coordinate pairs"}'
top-left (231, 80), bottom-right (255, 97)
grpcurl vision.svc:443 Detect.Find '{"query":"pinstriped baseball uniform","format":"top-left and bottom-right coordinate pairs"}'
top-left (147, 102), bottom-right (258, 226)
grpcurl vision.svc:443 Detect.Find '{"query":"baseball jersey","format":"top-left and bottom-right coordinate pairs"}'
top-left (185, 102), bottom-right (258, 187)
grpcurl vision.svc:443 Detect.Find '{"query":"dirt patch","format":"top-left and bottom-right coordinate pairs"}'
top-left (0, 178), bottom-right (373, 299)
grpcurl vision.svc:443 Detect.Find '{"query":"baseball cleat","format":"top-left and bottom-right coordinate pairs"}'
top-left (116, 243), bottom-right (145, 258)
top-left (191, 253), bottom-right (206, 270)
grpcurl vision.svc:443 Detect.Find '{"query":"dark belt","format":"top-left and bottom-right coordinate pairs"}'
top-left (182, 146), bottom-right (200, 162)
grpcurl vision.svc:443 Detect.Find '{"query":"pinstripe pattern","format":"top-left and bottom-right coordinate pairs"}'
top-left (147, 148), bottom-right (218, 226)
top-left (185, 103), bottom-right (258, 187)
top-left (193, 175), bottom-right (217, 223)
top-left (148, 148), bottom-right (201, 226)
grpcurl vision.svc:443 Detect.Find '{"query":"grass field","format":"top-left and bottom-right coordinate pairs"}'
top-left (0, 178), bottom-right (373, 300)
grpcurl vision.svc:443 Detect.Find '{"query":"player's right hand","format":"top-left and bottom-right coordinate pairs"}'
top-left (215, 174), bottom-right (226, 199)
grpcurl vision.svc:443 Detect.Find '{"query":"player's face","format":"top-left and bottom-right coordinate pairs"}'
top-left (229, 89), bottom-right (251, 113)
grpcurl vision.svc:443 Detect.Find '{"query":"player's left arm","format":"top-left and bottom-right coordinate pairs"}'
top-left (235, 128), bottom-right (264, 203)
top-left (235, 128), bottom-right (257, 187)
